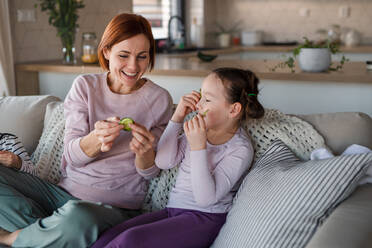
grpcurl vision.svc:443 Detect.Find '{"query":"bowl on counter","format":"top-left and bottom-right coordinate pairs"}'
top-left (241, 31), bottom-right (262, 46)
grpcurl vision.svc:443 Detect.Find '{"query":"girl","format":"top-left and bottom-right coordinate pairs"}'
top-left (92, 67), bottom-right (265, 248)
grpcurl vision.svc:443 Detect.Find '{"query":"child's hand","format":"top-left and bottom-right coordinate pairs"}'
top-left (172, 91), bottom-right (201, 123)
top-left (0, 151), bottom-right (22, 170)
top-left (184, 114), bottom-right (207, 151)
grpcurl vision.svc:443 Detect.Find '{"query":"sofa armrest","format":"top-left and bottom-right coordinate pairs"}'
top-left (306, 184), bottom-right (372, 248)
top-left (0, 95), bottom-right (61, 154)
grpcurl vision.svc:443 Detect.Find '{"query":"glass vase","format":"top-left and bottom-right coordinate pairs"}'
top-left (62, 46), bottom-right (76, 64)
top-left (61, 31), bottom-right (77, 64)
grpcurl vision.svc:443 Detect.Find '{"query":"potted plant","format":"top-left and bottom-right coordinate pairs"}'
top-left (271, 37), bottom-right (348, 73)
top-left (35, 0), bottom-right (85, 64)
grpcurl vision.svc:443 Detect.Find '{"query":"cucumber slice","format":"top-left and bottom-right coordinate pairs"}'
top-left (119, 117), bottom-right (134, 131)
top-left (197, 51), bottom-right (218, 62)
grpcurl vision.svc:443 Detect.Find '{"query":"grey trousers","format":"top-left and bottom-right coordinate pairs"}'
top-left (0, 166), bottom-right (141, 248)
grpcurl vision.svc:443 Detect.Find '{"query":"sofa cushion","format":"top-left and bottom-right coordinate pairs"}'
top-left (212, 139), bottom-right (372, 248)
top-left (305, 184), bottom-right (372, 248)
top-left (298, 112), bottom-right (372, 155)
top-left (32, 101), bottom-right (64, 184)
top-left (0, 95), bottom-right (60, 154)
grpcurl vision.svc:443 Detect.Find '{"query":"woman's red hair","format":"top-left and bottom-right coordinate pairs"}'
top-left (98, 13), bottom-right (155, 71)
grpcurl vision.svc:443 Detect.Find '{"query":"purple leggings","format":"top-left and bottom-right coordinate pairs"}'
top-left (91, 208), bottom-right (227, 248)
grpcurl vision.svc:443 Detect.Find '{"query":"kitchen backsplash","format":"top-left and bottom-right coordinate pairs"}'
top-left (10, 0), bottom-right (372, 63)
top-left (214, 0), bottom-right (372, 44)
top-left (10, 0), bottom-right (132, 63)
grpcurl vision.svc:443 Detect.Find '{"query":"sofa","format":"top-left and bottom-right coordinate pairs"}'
top-left (0, 95), bottom-right (372, 248)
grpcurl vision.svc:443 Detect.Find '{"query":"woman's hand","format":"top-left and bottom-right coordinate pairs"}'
top-left (0, 151), bottom-right (22, 170)
top-left (81, 117), bottom-right (122, 157)
top-left (184, 114), bottom-right (207, 151)
top-left (172, 91), bottom-right (200, 123)
top-left (129, 123), bottom-right (156, 169)
top-left (95, 117), bottom-right (123, 152)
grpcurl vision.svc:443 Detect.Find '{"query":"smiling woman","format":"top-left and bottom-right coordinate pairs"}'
top-left (0, 13), bottom-right (173, 248)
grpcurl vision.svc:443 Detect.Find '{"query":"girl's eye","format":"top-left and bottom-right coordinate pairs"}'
top-left (119, 55), bottom-right (128, 58)
top-left (137, 55), bottom-right (147, 59)
top-left (205, 99), bottom-right (211, 102)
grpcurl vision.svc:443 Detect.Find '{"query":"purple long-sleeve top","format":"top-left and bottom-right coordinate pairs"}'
top-left (58, 73), bottom-right (173, 209)
top-left (155, 121), bottom-right (254, 213)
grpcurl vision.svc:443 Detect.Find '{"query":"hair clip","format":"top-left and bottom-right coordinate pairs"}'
top-left (247, 93), bottom-right (257, 96)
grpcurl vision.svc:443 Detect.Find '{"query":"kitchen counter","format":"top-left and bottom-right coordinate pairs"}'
top-left (15, 53), bottom-right (372, 116)
top-left (16, 55), bottom-right (372, 84)
top-left (167, 45), bottom-right (372, 55)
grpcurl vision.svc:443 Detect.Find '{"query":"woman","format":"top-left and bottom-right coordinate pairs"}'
top-left (0, 13), bottom-right (173, 247)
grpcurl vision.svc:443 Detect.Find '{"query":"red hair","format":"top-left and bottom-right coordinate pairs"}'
top-left (98, 13), bottom-right (155, 71)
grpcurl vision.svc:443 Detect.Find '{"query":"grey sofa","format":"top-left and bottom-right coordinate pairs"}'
top-left (0, 95), bottom-right (371, 248)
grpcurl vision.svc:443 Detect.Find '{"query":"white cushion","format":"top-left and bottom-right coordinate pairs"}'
top-left (212, 139), bottom-right (372, 248)
top-left (0, 95), bottom-right (60, 154)
top-left (32, 101), bottom-right (64, 184)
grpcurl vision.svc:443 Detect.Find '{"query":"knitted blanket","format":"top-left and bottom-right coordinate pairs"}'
top-left (31, 104), bottom-right (326, 211)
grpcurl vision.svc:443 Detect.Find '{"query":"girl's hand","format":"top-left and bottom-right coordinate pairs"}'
top-left (129, 123), bottom-right (155, 156)
top-left (93, 117), bottom-right (122, 152)
top-left (0, 151), bottom-right (22, 170)
top-left (184, 114), bottom-right (207, 151)
top-left (172, 91), bottom-right (201, 123)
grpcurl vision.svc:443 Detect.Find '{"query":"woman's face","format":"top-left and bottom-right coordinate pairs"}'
top-left (104, 34), bottom-right (150, 91)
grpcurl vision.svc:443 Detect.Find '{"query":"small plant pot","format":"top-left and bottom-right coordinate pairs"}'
top-left (218, 33), bottom-right (231, 48)
top-left (298, 48), bottom-right (331, 72)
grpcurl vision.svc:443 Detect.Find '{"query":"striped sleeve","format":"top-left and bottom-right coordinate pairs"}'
top-left (0, 133), bottom-right (37, 176)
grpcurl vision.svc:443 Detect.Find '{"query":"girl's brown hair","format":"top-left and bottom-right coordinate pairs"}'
top-left (213, 67), bottom-right (265, 122)
top-left (98, 13), bottom-right (155, 71)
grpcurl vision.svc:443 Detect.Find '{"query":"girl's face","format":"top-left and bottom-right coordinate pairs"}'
top-left (197, 73), bottom-right (236, 130)
top-left (104, 34), bottom-right (150, 92)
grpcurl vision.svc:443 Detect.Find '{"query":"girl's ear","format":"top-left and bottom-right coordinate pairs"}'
top-left (103, 47), bottom-right (110, 60)
top-left (230, 102), bottom-right (242, 118)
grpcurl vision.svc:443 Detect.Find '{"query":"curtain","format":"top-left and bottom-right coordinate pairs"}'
top-left (0, 0), bottom-right (15, 96)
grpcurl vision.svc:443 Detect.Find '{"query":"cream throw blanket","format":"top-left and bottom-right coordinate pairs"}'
top-left (31, 103), bottom-right (326, 211)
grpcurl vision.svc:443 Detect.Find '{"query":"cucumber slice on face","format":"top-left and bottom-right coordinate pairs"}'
top-left (119, 117), bottom-right (134, 131)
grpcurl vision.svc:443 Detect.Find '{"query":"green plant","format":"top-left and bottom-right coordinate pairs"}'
top-left (35, 0), bottom-right (85, 63)
top-left (271, 37), bottom-right (348, 73)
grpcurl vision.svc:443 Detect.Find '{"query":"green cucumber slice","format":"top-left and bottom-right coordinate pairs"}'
top-left (201, 109), bottom-right (209, 116)
top-left (119, 117), bottom-right (134, 131)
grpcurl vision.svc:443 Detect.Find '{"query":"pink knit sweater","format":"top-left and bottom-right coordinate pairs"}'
top-left (59, 73), bottom-right (173, 209)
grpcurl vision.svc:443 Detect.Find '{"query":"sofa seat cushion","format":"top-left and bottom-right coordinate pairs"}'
top-left (212, 139), bottom-right (372, 248)
top-left (305, 184), bottom-right (372, 248)
top-left (0, 95), bottom-right (60, 154)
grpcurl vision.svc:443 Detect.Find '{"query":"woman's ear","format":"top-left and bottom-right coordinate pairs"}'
top-left (230, 102), bottom-right (242, 118)
top-left (103, 47), bottom-right (110, 60)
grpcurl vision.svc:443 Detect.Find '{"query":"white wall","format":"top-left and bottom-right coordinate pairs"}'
top-left (39, 72), bottom-right (372, 117)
